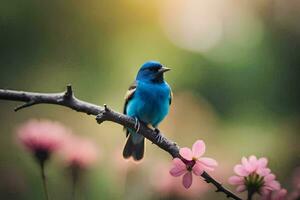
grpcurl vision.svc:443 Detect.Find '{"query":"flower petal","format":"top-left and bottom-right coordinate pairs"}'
top-left (192, 162), bottom-right (204, 176)
top-left (241, 157), bottom-right (249, 166)
top-left (236, 185), bottom-right (247, 193)
top-left (258, 157), bottom-right (268, 168)
top-left (180, 148), bottom-right (193, 161)
top-left (228, 176), bottom-right (244, 185)
top-left (182, 172), bottom-right (193, 189)
top-left (170, 166), bottom-right (186, 177)
top-left (234, 164), bottom-right (249, 176)
top-left (198, 157), bottom-right (218, 171)
top-left (173, 158), bottom-right (186, 169)
top-left (264, 174), bottom-right (275, 182)
top-left (192, 140), bottom-right (205, 158)
top-left (267, 180), bottom-right (281, 190)
top-left (257, 167), bottom-right (271, 176)
top-left (170, 158), bottom-right (187, 177)
top-left (248, 155), bottom-right (259, 172)
top-left (278, 189), bottom-right (287, 198)
top-left (199, 157), bottom-right (218, 167)
top-left (260, 187), bottom-right (270, 195)
top-left (249, 155), bottom-right (258, 164)
top-left (242, 157), bottom-right (255, 172)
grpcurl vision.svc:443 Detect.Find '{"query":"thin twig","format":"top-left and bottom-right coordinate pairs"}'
top-left (0, 86), bottom-right (242, 200)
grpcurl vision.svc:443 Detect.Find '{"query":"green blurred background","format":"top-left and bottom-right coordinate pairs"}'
top-left (0, 0), bottom-right (299, 199)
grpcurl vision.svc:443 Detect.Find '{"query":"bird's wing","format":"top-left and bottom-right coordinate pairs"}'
top-left (123, 82), bottom-right (136, 114)
top-left (123, 82), bottom-right (137, 137)
top-left (169, 89), bottom-right (173, 105)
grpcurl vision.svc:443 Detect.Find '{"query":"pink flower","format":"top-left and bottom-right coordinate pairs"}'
top-left (17, 119), bottom-right (68, 162)
top-left (228, 155), bottom-right (281, 195)
top-left (60, 136), bottom-right (98, 169)
top-left (262, 188), bottom-right (287, 200)
top-left (152, 163), bottom-right (209, 198)
top-left (169, 140), bottom-right (218, 189)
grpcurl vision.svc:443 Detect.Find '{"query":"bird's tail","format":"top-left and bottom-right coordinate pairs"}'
top-left (123, 134), bottom-right (144, 161)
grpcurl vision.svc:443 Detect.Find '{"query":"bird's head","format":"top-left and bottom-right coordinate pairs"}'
top-left (136, 61), bottom-right (171, 83)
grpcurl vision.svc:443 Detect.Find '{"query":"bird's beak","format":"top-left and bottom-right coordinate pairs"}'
top-left (158, 67), bottom-right (171, 74)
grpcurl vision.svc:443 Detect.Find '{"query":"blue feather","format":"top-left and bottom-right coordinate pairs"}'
top-left (126, 81), bottom-right (170, 126)
top-left (123, 61), bottom-right (172, 160)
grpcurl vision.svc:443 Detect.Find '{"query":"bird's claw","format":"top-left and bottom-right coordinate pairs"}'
top-left (154, 128), bottom-right (160, 134)
top-left (153, 128), bottom-right (163, 143)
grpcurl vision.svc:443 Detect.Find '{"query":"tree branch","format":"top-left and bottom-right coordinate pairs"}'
top-left (0, 85), bottom-right (242, 200)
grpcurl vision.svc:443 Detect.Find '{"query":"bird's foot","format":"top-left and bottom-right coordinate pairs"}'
top-left (153, 128), bottom-right (164, 143)
top-left (154, 128), bottom-right (160, 134)
top-left (134, 117), bottom-right (141, 133)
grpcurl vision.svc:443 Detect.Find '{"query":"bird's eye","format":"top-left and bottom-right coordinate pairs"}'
top-left (149, 68), bottom-right (158, 72)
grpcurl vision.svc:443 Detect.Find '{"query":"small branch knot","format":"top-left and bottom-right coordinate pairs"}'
top-left (96, 104), bottom-right (111, 124)
top-left (103, 104), bottom-right (111, 112)
top-left (64, 84), bottom-right (73, 99)
top-left (204, 179), bottom-right (210, 183)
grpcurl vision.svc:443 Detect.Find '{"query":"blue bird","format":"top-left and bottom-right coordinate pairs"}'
top-left (123, 61), bottom-right (172, 161)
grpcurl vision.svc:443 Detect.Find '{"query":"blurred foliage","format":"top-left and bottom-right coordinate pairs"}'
top-left (0, 0), bottom-right (299, 199)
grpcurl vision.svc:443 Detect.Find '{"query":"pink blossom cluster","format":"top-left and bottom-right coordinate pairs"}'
top-left (17, 119), bottom-right (98, 169)
top-left (262, 188), bottom-right (287, 200)
top-left (17, 119), bottom-right (299, 199)
top-left (228, 155), bottom-right (281, 197)
top-left (261, 166), bottom-right (300, 200)
top-left (169, 140), bottom-right (218, 189)
top-left (17, 119), bottom-right (69, 163)
top-left (17, 119), bottom-right (68, 155)
top-left (60, 136), bottom-right (98, 169)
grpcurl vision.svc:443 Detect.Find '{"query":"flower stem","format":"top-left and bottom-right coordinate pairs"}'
top-left (247, 189), bottom-right (254, 200)
top-left (71, 174), bottom-right (77, 200)
top-left (39, 161), bottom-right (49, 200)
top-left (71, 166), bottom-right (80, 200)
